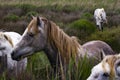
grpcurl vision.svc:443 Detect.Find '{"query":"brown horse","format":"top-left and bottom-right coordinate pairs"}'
top-left (11, 16), bottom-right (115, 70)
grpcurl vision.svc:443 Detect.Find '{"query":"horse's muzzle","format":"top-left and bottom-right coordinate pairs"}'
top-left (11, 51), bottom-right (19, 61)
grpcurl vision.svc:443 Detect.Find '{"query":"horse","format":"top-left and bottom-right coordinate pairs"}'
top-left (11, 16), bottom-right (114, 71)
top-left (87, 53), bottom-right (120, 80)
top-left (82, 40), bottom-right (115, 62)
top-left (94, 8), bottom-right (107, 31)
top-left (0, 31), bottom-right (27, 75)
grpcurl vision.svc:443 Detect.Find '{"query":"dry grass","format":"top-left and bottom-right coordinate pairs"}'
top-left (0, 0), bottom-right (120, 11)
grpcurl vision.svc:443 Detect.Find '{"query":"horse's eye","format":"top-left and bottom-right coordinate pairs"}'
top-left (28, 32), bottom-right (34, 37)
top-left (103, 72), bottom-right (109, 77)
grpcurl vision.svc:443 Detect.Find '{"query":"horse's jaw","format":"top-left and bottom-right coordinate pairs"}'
top-left (11, 47), bottom-right (34, 61)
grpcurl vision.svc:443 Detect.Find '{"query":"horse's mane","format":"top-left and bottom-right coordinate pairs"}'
top-left (0, 32), bottom-right (13, 47)
top-left (46, 20), bottom-right (81, 63)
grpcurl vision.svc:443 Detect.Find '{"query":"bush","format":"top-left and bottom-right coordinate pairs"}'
top-left (17, 4), bottom-right (37, 15)
top-left (87, 27), bottom-right (120, 52)
top-left (81, 12), bottom-right (93, 20)
top-left (4, 14), bottom-right (20, 22)
top-left (66, 19), bottom-right (96, 42)
top-left (26, 11), bottom-right (38, 17)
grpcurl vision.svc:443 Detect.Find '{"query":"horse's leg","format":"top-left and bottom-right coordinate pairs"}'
top-left (101, 22), bottom-right (104, 31)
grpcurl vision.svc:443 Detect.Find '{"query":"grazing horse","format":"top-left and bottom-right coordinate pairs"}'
top-left (87, 53), bottom-right (120, 80)
top-left (11, 16), bottom-right (114, 71)
top-left (94, 8), bottom-right (107, 31)
top-left (0, 32), bottom-right (27, 74)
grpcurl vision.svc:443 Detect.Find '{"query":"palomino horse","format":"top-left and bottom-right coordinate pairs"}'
top-left (11, 16), bottom-right (114, 70)
top-left (0, 31), bottom-right (27, 74)
top-left (87, 53), bottom-right (120, 80)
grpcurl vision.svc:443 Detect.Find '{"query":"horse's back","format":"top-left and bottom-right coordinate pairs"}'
top-left (94, 8), bottom-right (100, 17)
top-left (82, 40), bottom-right (115, 61)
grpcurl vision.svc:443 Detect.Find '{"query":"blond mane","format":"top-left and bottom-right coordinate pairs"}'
top-left (46, 20), bottom-right (81, 63)
top-left (102, 55), bottom-right (120, 79)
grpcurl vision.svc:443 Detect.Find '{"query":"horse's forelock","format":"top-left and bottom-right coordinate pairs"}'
top-left (27, 17), bottom-right (39, 35)
top-left (47, 21), bottom-right (80, 63)
top-left (102, 55), bottom-right (118, 78)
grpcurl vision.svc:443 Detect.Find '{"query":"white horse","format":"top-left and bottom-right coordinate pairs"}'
top-left (87, 53), bottom-right (120, 80)
top-left (0, 31), bottom-right (27, 74)
top-left (94, 8), bottom-right (107, 31)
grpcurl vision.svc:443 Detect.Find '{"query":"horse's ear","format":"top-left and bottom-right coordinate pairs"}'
top-left (31, 15), bottom-right (35, 19)
top-left (4, 34), bottom-right (13, 47)
top-left (37, 16), bottom-right (41, 26)
top-left (101, 8), bottom-right (104, 12)
top-left (100, 50), bottom-right (106, 60)
top-left (4, 34), bottom-right (8, 40)
top-left (118, 54), bottom-right (120, 57)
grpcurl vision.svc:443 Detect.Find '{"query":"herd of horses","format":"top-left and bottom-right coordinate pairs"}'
top-left (0, 8), bottom-right (119, 80)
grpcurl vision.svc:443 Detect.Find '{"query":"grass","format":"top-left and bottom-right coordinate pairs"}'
top-left (3, 14), bottom-right (20, 22)
top-left (0, 0), bottom-right (119, 12)
top-left (0, 52), bottom-right (95, 80)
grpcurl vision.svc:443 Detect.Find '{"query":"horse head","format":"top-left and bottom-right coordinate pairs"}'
top-left (11, 16), bottom-right (82, 70)
top-left (87, 53), bottom-right (120, 80)
top-left (0, 32), bottom-right (13, 56)
top-left (11, 16), bottom-right (49, 61)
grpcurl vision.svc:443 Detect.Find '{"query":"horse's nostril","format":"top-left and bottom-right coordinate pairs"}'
top-left (11, 51), bottom-right (15, 59)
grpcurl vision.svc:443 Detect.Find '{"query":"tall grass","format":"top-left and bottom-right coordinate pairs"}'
top-left (0, 52), bottom-right (95, 80)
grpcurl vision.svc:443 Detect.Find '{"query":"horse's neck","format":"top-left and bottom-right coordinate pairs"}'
top-left (44, 43), bottom-right (85, 65)
top-left (77, 45), bottom-right (86, 58)
top-left (43, 44), bottom-right (60, 69)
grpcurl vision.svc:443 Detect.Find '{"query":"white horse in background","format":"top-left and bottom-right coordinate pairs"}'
top-left (0, 31), bottom-right (27, 75)
top-left (94, 8), bottom-right (107, 31)
top-left (87, 53), bottom-right (120, 80)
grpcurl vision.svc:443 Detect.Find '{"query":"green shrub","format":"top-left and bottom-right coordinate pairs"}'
top-left (4, 14), bottom-right (20, 22)
top-left (26, 11), bottom-right (38, 17)
top-left (66, 19), bottom-right (96, 42)
top-left (62, 4), bottom-right (79, 12)
top-left (81, 13), bottom-right (93, 20)
top-left (17, 4), bottom-right (37, 15)
top-left (88, 27), bottom-right (120, 52)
